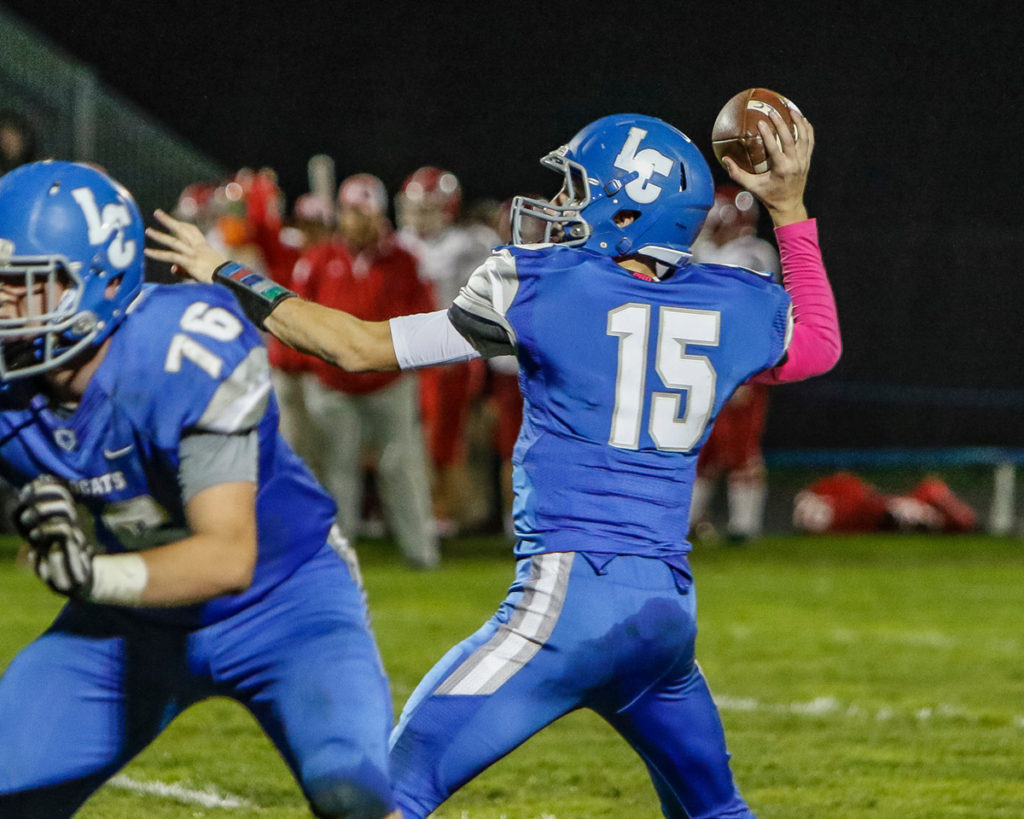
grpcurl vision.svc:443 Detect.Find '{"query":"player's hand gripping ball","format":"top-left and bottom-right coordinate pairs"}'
top-left (13, 475), bottom-right (95, 598)
top-left (712, 88), bottom-right (802, 174)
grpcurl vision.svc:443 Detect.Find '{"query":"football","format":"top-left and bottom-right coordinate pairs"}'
top-left (711, 88), bottom-right (801, 174)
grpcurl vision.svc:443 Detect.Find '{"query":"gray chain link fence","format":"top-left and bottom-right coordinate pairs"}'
top-left (0, 4), bottom-right (224, 215)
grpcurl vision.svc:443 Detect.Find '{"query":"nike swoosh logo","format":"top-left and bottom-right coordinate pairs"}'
top-left (104, 444), bottom-right (134, 459)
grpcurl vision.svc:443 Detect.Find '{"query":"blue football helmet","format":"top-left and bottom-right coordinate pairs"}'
top-left (511, 114), bottom-right (714, 265)
top-left (0, 160), bottom-right (145, 379)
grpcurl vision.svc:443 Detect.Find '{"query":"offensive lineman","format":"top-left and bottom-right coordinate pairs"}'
top-left (149, 107), bottom-right (839, 818)
top-left (0, 162), bottom-right (398, 819)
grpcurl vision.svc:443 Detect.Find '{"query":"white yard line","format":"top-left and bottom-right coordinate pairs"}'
top-left (104, 695), bottom-right (1022, 813)
top-left (108, 774), bottom-right (257, 810)
top-left (461, 814), bottom-right (558, 819)
top-left (714, 693), bottom-right (1024, 727)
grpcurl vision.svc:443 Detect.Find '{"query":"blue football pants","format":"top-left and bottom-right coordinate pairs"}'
top-left (0, 543), bottom-right (394, 818)
top-left (390, 551), bottom-right (754, 819)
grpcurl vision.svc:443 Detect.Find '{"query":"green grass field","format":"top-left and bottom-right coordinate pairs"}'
top-left (2, 532), bottom-right (1023, 818)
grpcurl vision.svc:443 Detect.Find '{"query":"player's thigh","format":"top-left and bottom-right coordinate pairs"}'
top-left (369, 381), bottom-right (431, 502)
top-left (0, 607), bottom-right (187, 813)
top-left (220, 547), bottom-right (392, 813)
top-left (390, 555), bottom-right (582, 812)
top-left (390, 637), bottom-right (577, 817)
top-left (363, 377), bottom-right (422, 453)
top-left (305, 380), bottom-right (362, 460)
top-left (601, 660), bottom-right (753, 819)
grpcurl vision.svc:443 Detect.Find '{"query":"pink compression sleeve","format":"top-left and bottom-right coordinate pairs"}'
top-left (752, 218), bottom-right (841, 384)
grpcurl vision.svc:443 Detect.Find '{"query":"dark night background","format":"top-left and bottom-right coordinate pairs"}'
top-left (1, 1), bottom-right (1021, 451)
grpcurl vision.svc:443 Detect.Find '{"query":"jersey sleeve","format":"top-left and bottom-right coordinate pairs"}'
top-left (178, 429), bottom-right (259, 501)
top-left (447, 248), bottom-right (522, 357)
top-left (389, 310), bottom-right (481, 369)
top-left (775, 299), bottom-right (795, 365)
top-left (751, 219), bottom-right (840, 384)
top-left (190, 344), bottom-right (272, 435)
top-left (117, 286), bottom-right (273, 451)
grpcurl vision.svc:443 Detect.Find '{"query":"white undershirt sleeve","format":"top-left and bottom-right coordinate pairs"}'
top-left (389, 310), bottom-right (481, 370)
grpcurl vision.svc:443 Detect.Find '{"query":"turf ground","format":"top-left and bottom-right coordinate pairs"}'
top-left (1, 532), bottom-right (1022, 818)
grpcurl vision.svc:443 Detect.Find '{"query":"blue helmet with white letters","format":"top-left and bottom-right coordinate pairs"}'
top-left (0, 160), bottom-right (145, 379)
top-left (511, 114), bottom-right (714, 265)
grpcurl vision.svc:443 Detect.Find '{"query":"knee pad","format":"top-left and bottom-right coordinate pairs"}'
top-left (308, 779), bottom-right (392, 819)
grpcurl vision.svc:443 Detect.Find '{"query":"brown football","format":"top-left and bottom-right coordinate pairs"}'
top-left (711, 88), bottom-right (801, 174)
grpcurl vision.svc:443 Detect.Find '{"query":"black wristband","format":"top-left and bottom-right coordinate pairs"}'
top-left (213, 262), bottom-right (297, 330)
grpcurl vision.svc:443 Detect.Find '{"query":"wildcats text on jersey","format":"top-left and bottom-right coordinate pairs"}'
top-left (70, 471), bottom-right (127, 496)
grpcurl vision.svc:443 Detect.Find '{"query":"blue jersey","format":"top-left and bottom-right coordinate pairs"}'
top-left (0, 283), bottom-right (336, 626)
top-left (452, 245), bottom-right (791, 570)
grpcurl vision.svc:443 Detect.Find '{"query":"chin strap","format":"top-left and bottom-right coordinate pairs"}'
top-left (213, 262), bottom-right (297, 330)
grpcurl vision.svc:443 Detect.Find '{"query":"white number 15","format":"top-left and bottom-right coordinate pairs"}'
top-left (607, 303), bottom-right (719, 452)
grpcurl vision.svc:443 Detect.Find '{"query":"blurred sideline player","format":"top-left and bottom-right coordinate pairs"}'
top-left (481, 196), bottom-right (546, 537)
top-left (301, 173), bottom-right (440, 568)
top-left (150, 105), bottom-right (838, 818)
top-left (174, 169), bottom-right (335, 475)
top-left (265, 190), bottom-right (338, 473)
top-left (689, 186), bottom-right (781, 542)
top-left (238, 165), bottom-right (337, 477)
top-left (691, 185), bottom-right (781, 272)
top-left (396, 167), bottom-right (497, 533)
top-left (0, 109), bottom-right (38, 176)
top-left (0, 162), bottom-right (398, 819)
top-left (793, 472), bottom-right (976, 534)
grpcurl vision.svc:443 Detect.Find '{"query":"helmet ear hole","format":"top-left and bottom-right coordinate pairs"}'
top-left (554, 114), bottom-right (713, 260)
top-left (613, 209), bottom-right (641, 227)
top-left (104, 273), bottom-right (124, 298)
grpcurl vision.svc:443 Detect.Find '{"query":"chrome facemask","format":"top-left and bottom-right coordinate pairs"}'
top-left (511, 149), bottom-right (593, 247)
top-left (0, 254), bottom-right (96, 380)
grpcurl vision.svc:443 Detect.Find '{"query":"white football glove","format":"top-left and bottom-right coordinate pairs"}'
top-left (14, 475), bottom-right (95, 598)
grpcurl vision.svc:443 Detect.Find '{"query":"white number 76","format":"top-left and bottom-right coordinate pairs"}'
top-left (164, 302), bottom-right (244, 378)
top-left (607, 303), bottom-right (719, 452)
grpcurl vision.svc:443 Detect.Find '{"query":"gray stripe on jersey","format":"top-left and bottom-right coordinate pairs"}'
top-left (436, 551), bottom-right (574, 696)
top-left (782, 302), bottom-right (795, 354)
top-left (451, 250), bottom-right (521, 349)
top-left (196, 347), bottom-right (271, 434)
top-left (448, 304), bottom-right (516, 358)
top-left (178, 429), bottom-right (258, 501)
top-left (327, 523), bottom-right (365, 594)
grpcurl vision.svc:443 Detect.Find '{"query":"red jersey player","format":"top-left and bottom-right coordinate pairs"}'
top-left (689, 186), bottom-right (780, 542)
top-left (395, 167), bottom-right (498, 533)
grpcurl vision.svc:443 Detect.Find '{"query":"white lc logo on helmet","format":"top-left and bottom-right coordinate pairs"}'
top-left (613, 127), bottom-right (673, 205)
top-left (71, 187), bottom-right (137, 269)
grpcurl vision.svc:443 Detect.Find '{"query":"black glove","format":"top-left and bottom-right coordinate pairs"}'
top-left (14, 475), bottom-right (94, 598)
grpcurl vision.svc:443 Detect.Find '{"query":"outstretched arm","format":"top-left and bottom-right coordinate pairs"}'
top-left (723, 109), bottom-right (840, 382)
top-left (265, 297), bottom-right (399, 372)
top-left (146, 211), bottom-right (399, 371)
